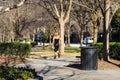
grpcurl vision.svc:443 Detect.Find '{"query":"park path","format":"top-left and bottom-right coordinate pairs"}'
top-left (16, 57), bottom-right (120, 80)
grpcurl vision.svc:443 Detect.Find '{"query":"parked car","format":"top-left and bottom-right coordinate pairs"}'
top-left (83, 37), bottom-right (93, 44)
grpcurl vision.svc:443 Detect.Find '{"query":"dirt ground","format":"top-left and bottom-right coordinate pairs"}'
top-left (0, 56), bottom-right (120, 70)
top-left (0, 57), bottom-right (28, 65)
top-left (98, 59), bottom-right (120, 70)
top-left (62, 55), bottom-right (120, 70)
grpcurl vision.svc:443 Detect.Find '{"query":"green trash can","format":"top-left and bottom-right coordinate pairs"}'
top-left (81, 46), bottom-right (98, 70)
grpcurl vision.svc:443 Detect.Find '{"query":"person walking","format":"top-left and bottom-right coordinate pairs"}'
top-left (52, 32), bottom-right (60, 59)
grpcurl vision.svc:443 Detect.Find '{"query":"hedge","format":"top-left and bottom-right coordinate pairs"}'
top-left (0, 42), bottom-right (31, 58)
top-left (93, 42), bottom-right (120, 60)
top-left (0, 65), bottom-right (37, 80)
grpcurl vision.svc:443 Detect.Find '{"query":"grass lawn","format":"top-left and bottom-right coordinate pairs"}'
top-left (30, 46), bottom-right (81, 58)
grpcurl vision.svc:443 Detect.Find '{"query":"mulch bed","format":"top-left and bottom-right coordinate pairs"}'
top-left (0, 57), bottom-right (28, 65)
top-left (98, 59), bottom-right (120, 70)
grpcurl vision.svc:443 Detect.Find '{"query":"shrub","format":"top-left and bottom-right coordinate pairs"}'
top-left (93, 43), bottom-right (103, 60)
top-left (93, 42), bottom-right (120, 60)
top-left (0, 42), bottom-right (31, 58)
top-left (109, 43), bottom-right (120, 60)
top-left (0, 65), bottom-right (36, 80)
top-left (31, 42), bottom-right (37, 47)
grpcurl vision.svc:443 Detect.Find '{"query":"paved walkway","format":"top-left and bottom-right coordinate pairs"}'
top-left (16, 58), bottom-right (120, 80)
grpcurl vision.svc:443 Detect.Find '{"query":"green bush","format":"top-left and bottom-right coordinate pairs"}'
top-left (0, 65), bottom-right (36, 80)
top-left (92, 43), bottom-right (103, 60)
top-left (31, 42), bottom-right (37, 47)
top-left (93, 42), bottom-right (120, 60)
top-left (0, 42), bottom-right (31, 58)
top-left (109, 43), bottom-right (120, 60)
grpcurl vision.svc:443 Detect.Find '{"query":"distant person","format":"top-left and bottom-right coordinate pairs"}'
top-left (52, 32), bottom-right (60, 59)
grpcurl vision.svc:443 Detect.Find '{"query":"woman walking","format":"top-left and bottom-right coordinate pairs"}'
top-left (52, 32), bottom-right (60, 59)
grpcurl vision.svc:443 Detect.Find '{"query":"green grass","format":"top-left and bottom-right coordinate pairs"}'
top-left (31, 46), bottom-right (80, 57)
top-left (65, 47), bottom-right (80, 53)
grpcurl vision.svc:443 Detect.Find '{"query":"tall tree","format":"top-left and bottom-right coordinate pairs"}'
top-left (39, 0), bottom-right (73, 55)
top-left (73, 0), bottom-right (120, 61)
top-left (98, 0), bottom-right (120, 61)
top-left (103, 0), bottom-right (110, 61)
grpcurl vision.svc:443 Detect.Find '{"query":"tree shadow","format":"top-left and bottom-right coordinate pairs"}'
top-left (38, 66), bottom-right (76, 80)
top-left (107, 60), bottom-right (120, 68)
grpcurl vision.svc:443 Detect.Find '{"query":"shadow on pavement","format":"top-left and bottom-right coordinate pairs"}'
top-left (66, 63), bottom-right (82, 69)
top-left (66, 59), bottom-right (120, 70)
top-left (66, 56), bottom-right (82, 69)
top-left (37, 66), bottom-right (76, 80)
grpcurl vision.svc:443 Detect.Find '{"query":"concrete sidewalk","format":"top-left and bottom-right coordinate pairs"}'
top-left (16, 58), bottom-right (120, 80)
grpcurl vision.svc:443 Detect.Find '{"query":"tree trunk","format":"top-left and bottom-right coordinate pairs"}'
top-left (80, 30), bottom-right (84, 46)
top-left (49, 34), bottom-right (52, 46)
top-left (60, 22), bottom-right (65, 55)
top-left (11, 33), bottom-right (15, 42)
top-left (93, 23), bottom-right (98, 44)
top-left (50, 0), bottom-right (72, 55)
top-left (42, 42), bottom-right (45, 50)
top-left (67, 27), bottom-right (70, 47)
top-left (32, 34), bottom-right (35, 42)
top-left (7, 33), bottom-right (10, 42)
top-left (103, 0), bottom-right (110, 61)
top-left (2, 34), bottom-right (4, 42)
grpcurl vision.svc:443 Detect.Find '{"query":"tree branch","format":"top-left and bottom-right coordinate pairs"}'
top-left (38, 1), bottom-right (58, 21)
top-left (109, 4), bottom-right (120, 25)
top-left (60, 0), bottom-right (64, 17)
top-left (73, 1), bottom-right (94, 11)
top-left (53, 4), bottom-right (60, 18)
top-left (64, 0), bottom-right (73, 23)
top-left (97, 0), bottom-right (104, 15)
top-left (0, 0), bottom-right (26, 14)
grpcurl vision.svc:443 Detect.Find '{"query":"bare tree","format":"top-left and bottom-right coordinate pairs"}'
top-left (95, 0), bottom-right (120, 61)
top-left (72, 5), bottom-right (88, 46)
top-left (39, 0), bottom-right (73, 55)
top-left (0, 0), bottom-right (26, 42)
top-left (64, 23), bottom-right (71, 47)
top-left (73, 0), bottom-right (120, 61)
top-left (73, 0), bottom-right (102, 45)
